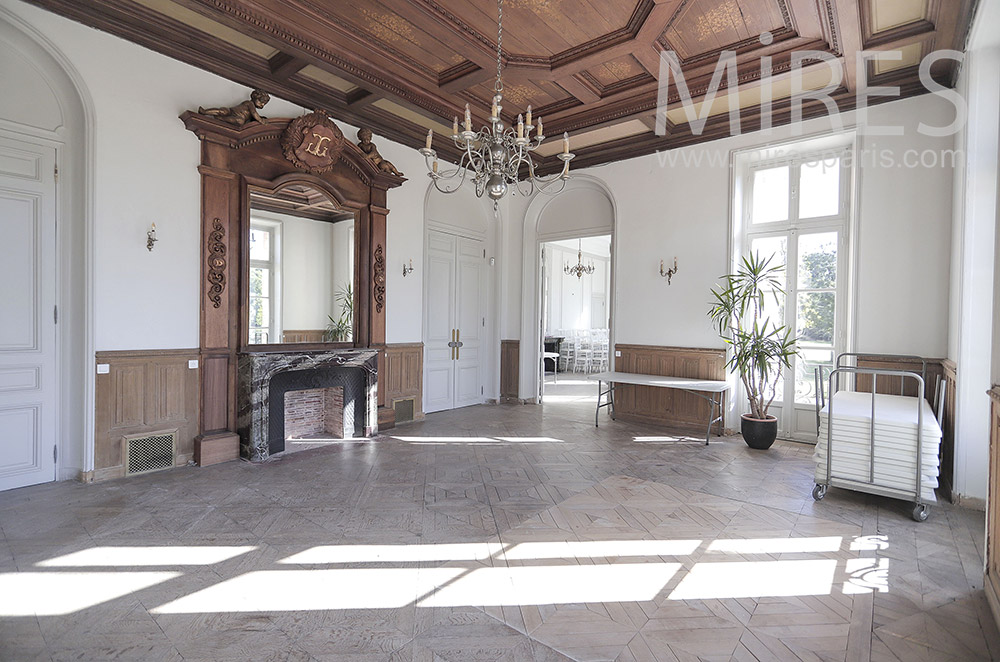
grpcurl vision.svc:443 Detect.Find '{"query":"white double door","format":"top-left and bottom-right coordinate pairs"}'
top-left (424, 230), bottom-right (486, 413)
top-left (0, 133), bottom-right (58, 490)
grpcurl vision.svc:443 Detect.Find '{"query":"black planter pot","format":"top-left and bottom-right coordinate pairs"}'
top-left (741, 414), bottom-right (778, 449)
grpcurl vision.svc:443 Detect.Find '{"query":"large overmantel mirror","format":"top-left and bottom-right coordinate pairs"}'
top-left (182, 98), bottom-right (405, 463)
top-left (246, 183), bottom-right (358, 347)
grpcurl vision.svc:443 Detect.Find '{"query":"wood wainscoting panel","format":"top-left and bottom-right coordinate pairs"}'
top-left (281, 330), bottom-right (326, 343)
top-left (94, 349), bottom-right (200, 481)
top-left (501, 340), bottom-right (520, 401)
top-left (855, 355), bottom-right (945, 406)
top-left (613, 345), bottom-right (726, 431)
top-left (940, 359), bottom-right (958, 501)
top-left (986, 386), bottom-right (1000, 632)
top-left (383, 343), bottom-right (423, 422)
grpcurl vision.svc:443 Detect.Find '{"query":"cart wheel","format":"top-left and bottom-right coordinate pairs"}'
top-left (812, 484), bottom-right (827, 501)
top-left (911, 504), bottom-right (929, 522)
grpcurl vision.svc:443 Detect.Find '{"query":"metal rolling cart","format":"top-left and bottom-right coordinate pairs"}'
top-left (812, 353), bottom-right (945, 523)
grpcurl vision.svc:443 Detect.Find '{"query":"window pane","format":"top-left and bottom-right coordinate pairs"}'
top-left (249, 297), bottom-right (265, 328)
top-left (250, 267), bottom-right (270, 296)
top-left (795, 348), bottom-right (834, 404)
top-left (750, 236), bottom-right (787, 289)
top-left (797, 232), bottom-right (837, 290)
top-left (799, 159), bottom-right (841, 219)
top-left (751, 166), bottom-right (789, 224)
top-left (249, 227), bottom-right (271, 261)
top-left (796, 292), bottom-right (835, 343)
top-left (749, 236), bottom-right (787, 331)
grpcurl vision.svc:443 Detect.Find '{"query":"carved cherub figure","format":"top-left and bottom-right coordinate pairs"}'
top-left (198, 89), bottom-right (270, 126)
top-left (357, 127), bottom-right (402, 176)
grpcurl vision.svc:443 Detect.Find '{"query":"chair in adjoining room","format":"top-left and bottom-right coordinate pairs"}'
top-left (574, 330), bottom-right (594, 373)
top-left (592, 330), bottom-right (609, 372)
top-left (558, 330), bottom-right (575, 373)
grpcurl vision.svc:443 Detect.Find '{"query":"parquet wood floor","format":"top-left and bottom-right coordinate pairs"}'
top-left (0, 383), bottom-right (996, 661)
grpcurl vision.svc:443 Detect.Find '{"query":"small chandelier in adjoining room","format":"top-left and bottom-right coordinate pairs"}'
top-left (419, 0), bottom-right (573, 208)
top-left (565, 240), bottom-right (595, 279)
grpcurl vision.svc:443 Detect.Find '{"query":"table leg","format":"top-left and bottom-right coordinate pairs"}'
top-left (595, 380), bottom-right (601, 427)
top-left (705, 397), bottom-right (716, 445)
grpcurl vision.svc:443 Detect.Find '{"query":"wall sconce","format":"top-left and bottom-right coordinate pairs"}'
top-left (402, 259), bottom-right (414, 277)
top-left (146, 223), bottom-right (158, 252)
top-left (659, 257), bottom-right (678, 285)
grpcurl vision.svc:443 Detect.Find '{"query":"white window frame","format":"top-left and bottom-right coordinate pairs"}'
top-left (249, 218), bottom-right (282, 344)
top-left (729, 130), bottom-right (860, 440)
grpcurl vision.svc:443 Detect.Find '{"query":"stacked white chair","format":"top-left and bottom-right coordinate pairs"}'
top-left (574, 330), bottom-right (593, 373)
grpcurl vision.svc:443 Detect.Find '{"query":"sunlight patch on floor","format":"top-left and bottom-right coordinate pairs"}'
top-left (37, 546), bottom-right (257, 567)
top-left (0, 572), bottom-right (180, 616)
top-left (418, 564), bottom-right (683, 607)
top-left (668, 560), bottom-right (838, 600)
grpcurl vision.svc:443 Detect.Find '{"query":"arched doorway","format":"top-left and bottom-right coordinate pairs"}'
top-left (519, 176), bottom-right (617, 404)
top-left (0, 8), bottom-right (93, 488)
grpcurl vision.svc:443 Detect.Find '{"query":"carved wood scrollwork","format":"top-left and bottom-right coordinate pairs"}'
top-left (207, 218), bottom-right (227, 309)
top-left (373, 243), bottom-right (386, 314)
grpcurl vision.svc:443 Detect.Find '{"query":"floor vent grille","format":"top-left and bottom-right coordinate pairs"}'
top-left (124, 430), bottom-right (176, 475)
top-left (393, 398), bottom-right (415, 423)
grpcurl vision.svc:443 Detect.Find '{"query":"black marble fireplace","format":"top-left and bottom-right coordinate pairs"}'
top-left (237, 349), bottom-right (378, 461)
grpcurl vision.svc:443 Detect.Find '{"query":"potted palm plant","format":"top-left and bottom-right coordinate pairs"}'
top-left (708, 252), bottom-right (798, 449)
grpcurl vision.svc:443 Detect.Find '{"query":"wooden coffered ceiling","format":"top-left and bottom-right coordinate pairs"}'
top-left (26, 0), bottom-right (977, 172)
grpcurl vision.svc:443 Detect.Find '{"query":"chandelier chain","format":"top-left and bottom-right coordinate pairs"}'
top-left (418, 0), bottom-right (572, 206)
top-left (494, 0), bottom-right (504, 93)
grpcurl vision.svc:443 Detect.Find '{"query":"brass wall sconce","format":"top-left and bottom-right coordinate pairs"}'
top-left (146, 223), bottom-right (158, 252)
top-left (660, 257), bottom-right (678, 285)
top-left (402, 259), bottom-right (414, 277)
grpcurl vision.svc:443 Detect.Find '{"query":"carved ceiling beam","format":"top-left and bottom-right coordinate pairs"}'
top-left (541, 47), bottom-right (834, 132)
top-left (438, 64), bottom-right (494, 94)
top-left (558, 75), bottom-right (602, 104)
top-left (829, 0), bottom-right (862, 91)
top-left (267, 51), bottom-right (307, 79)
top-left (169, 0), bottom-right (458, 121)
top-left (346, 89), bottom-right (383, 109)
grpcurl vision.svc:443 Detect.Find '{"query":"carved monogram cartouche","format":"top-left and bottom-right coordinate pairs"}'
top-left (281, 110), bottom-right (345, 174)
top-left (207, 218), bottom-right (227, 309)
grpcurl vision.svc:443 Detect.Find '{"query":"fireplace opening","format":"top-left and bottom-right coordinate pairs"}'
top-left (284, 387), bottom-right (345, 440)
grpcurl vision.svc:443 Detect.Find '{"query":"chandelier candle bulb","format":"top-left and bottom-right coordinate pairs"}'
top-left (452, 116), bottom-right (458, 136)
top-left (526, 105), bottom-right (532, 127)
top-left (425, 129), bottom-right (433, 150)
top-left (464, 104), bottom-right (472, 132)
top-left (537, 116), bottom-right (543, 137)
top-left (517, 114), bottom-right (524, 139)
top-left (432, 159), bottom-right (438, 174)
top-left (562, 132), bottom-right (570, 155)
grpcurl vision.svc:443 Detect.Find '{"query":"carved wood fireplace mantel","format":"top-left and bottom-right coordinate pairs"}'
top-left (181, 107), bottom-right (405, 465)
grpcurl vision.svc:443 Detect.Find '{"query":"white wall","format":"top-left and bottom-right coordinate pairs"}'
top-left (574, 95), bottom-right (955, 355)
top-left (0, 0), bottom-right (442, 351)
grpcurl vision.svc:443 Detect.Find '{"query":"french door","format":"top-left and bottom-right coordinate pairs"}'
top-left (0, 133), bottom-right (58, 490)
top-left (744, 149), bottom-right (851, 442)
top-left (423, 230), bottom-right (486, 413)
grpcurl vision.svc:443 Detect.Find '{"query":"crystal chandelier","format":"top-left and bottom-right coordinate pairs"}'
top-left (564, 240), bottom-right (595, 279)
top-left (419, 0), bottom-right (573, 207)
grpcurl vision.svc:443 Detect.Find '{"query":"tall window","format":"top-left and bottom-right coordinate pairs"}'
top-left (249, 222), bottom-right (279, 344)
top-left (740, 142), bottom-right (852, 441)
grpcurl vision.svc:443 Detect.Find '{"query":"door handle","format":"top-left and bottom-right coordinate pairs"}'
top-left (456, 329), bottom-right (461, 360)
top-left (448, 329), bottom-right (457, 360)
